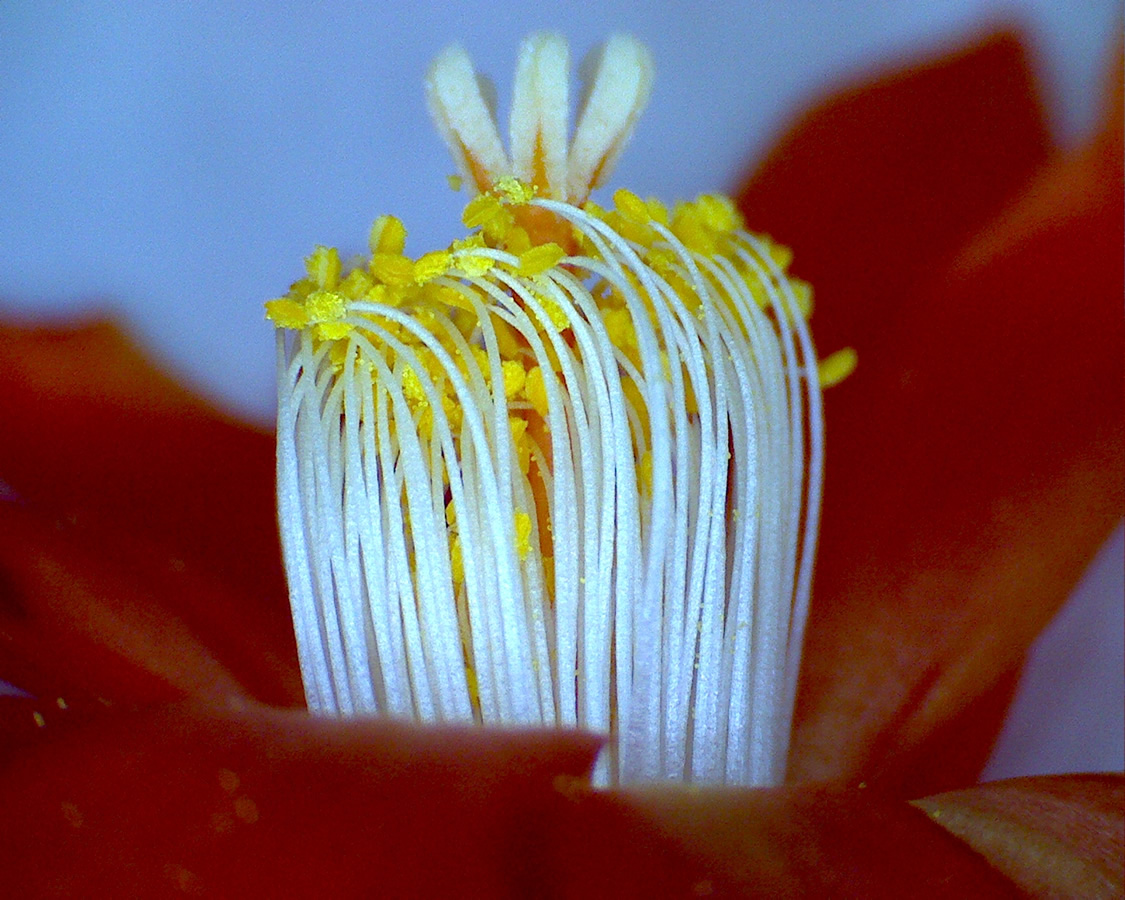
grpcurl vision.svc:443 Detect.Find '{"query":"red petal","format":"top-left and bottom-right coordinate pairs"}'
top-left (0, 699), bottom-right (600, 896)
top-left (540, 781), bottom-right (1021, 895)
top-left (778, 41), bottom-right (1123, 792)
top-left (0, 320), bottom-right (302, 703)
top-left (0, 319), bottom-right (288, 618)
top-left (0, 500), bottom-right (304, 705)
top-left (0, 695), bottom-right (1024, 897)
top-left (915, 774), bottom-right (1125, 897)
top-left (736, 31), bottom-right (1051, 356)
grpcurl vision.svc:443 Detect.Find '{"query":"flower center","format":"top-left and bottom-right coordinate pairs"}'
top-left (267, 33), bottom-right (850, 787)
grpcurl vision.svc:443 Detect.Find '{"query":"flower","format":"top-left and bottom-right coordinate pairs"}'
top-left (0, 30), bottom-right (1119, 895)
top-left (266, 33), bottom-right (846, 786)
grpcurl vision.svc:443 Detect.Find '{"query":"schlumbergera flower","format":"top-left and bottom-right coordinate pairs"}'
top-left (267, 33), bottom-right (853, 785)
top-left (0, 30), bottom-right (1120, 895)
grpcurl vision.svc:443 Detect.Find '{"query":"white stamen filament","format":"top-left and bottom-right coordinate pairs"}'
top-left (275, 199), bottom-right (823, 785)
top-left (272, 33), bottom-right (826, 787)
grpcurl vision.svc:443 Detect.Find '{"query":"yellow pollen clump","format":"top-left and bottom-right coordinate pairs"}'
top-left (694, 193), bottom-right (741, 233)
top-left (534, 292), bottom-right (570, 332)
top-left (493, 176), bottom-right (537, 205)
top-left (514, 510), bottom-right (533, 558)
top-left (508, 416), bottom-right (531, 474)
top-left (305, 289), bottom-right (347, 322)
top-left (501, 359), bottom-right (526, 399)
top-left (401, 365), bottom-right (429, 407)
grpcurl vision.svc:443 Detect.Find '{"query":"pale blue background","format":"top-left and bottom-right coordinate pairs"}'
top-left (1, 0), bottom-right (1121, 779)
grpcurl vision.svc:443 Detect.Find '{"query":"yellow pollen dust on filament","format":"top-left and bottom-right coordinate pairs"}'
top-left (268, 31), bottom-right (850, 787)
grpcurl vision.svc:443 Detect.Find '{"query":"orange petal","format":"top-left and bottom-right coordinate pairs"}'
top-left (786, 43), bottom-right (1123, 793)
top-left (915, 774), bottom-right (1124, 897)
top-left (0, 699), bottom-right (600, 896)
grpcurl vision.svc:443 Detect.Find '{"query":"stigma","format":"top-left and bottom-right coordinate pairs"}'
top-left (267, 33), bottom-right (838, 786)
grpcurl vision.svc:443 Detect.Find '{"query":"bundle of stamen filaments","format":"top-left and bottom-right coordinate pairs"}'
top-left (274, 193), bottom-right (823, 787)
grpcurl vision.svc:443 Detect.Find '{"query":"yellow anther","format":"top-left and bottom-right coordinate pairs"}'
top-left (492, 317), bottom-right (522, 359)
top-left (524, 365), bottom-right (550, 418)
top-left (337, 268), bottom-right (374, 300)
top-left (514, 510), bottom-right (533, 558)
top-left (517, 242), bottom-right (566, 277)
top-left (505, 226), bottom-right (532, 257)
top-left (501, 359), bottom-right (527, 399)
top-left (764, 238), bottom-right (793, 272)
top-left (413, 250), bottom-right (452, 284)
top-left (316, 321), bottom-right (354, 340)
top-left (695, 194), bottom-right (741, 233)
top-left (452, 232), bottom-right (487, 252)
top-left (366, 283), bottom-right (401, 307)
top-left (508, 416), bottom-right (530, 475)
top-left (401, 365), bottom-right (429, 406)
top-left (327, 340), bottom-right (350, 372)
top-left (817, 347), bottom-right (857, 388)
top-left (462, 193), bottom-right (506, 229)
top-left (450, 535), bottom-right (464, 584)
top-left (306, 246), bottom-right (342, 290)
top-left (536, 293), bottom-right (570, 331)
top-left (791, 279), bottom-right (814, 319)
top-left (424, 282), bottom-right (473, 314)
top-left (645, 197), bottom-right (670, 226)
top-left (456, 254), bottom-right (495, 279)
top-left (451, 233), bottom-right (495, 276)
top-left (371, 253), bottom-right (416, 288)
top-left (369, 215), bottom-right (407, 256)
top-left (671, 205), bottom-right (717, 256)
top-left (613, 188), bottom-right (651, 225)
top-left (638, 450), bottom-right (654, 494)
top-left (264, 298), bottom-right (310, 329)
top-left (603, 307), bottom-right (637, 353)
top-left (482, 207), bottom-right (515, 243)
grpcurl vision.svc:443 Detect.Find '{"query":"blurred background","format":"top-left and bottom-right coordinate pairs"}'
top-left (1, 0), bottom-right (1121, 778)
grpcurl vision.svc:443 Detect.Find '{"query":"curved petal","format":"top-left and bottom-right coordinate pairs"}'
top-left (0, 501), bottom-right (302, 706)
top-left (0, 319), bottom-right (302, 703)
top-left (753, 38), bottom-right (1124, 793)
top-left (0, 319), bottom-right (288, 612)
top-left (736, 31), bottom-right (1050, 356)
top-left (0, 698), bottom-right (601, 896)
top-left (540, 781), bottom-right (1022, 896)
top-left (915, 774), bottom-right (1124, 898)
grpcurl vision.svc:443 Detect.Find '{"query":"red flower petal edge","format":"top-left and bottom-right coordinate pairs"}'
top-left (916, 774), bottom-right (1125, 898)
